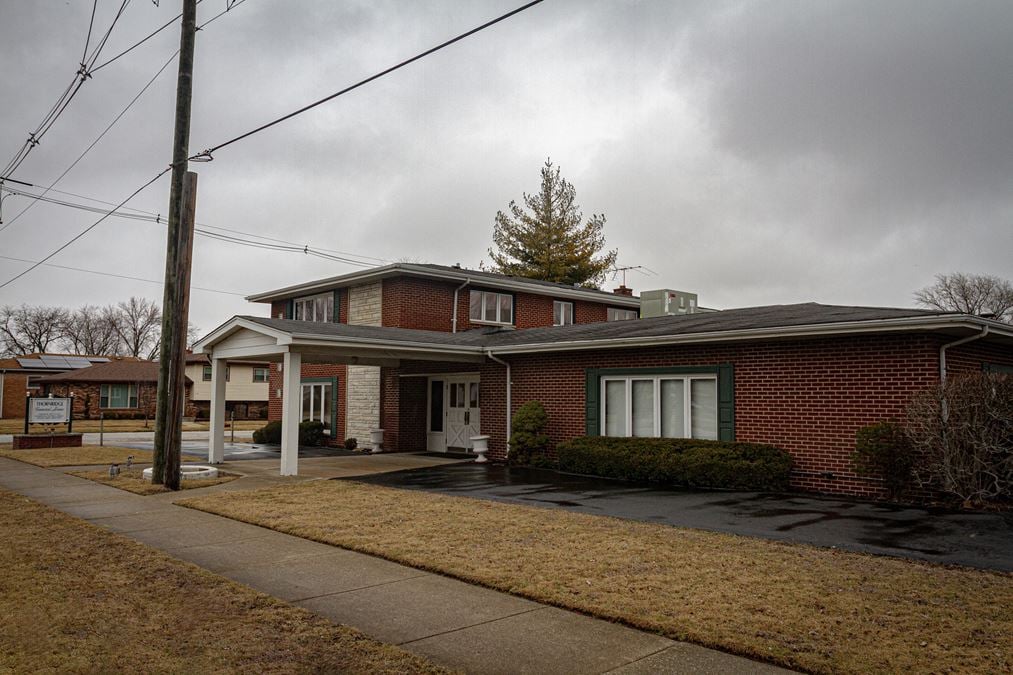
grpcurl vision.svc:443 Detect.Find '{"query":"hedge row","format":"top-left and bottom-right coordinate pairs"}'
top-left (555, 437), bottom-right (793, 491)
top-left (252, 420), bottom-right (325, 446)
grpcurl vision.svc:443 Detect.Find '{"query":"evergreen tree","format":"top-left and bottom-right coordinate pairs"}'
top-left (488, 158), bottom-right (617, 287)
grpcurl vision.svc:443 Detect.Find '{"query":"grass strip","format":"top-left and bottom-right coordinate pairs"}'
top-left (181, 480), bottom-right (1013, 674)
top-left (69, 467), bottom-right (239, 495)
top-left (0, 488), bottom-right (446, 674)
top-left (0, 443), bottom-right (161, 467)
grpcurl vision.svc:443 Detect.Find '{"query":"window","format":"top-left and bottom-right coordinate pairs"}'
top-left (252, 367), bottom-right (269, 382)
top-left (469, 290), bottom-right (513, 324)
top-left (100, 384), bottom-right (138, 409)
top-left (293, 292), bottom-right (334, 322)
top-left (301, 380), bottom-right (334, 435)
top-left (202, 364), bottom-right (229, 381)
top-left (607, 307), bottom-right (638, 321)
top-left (601, 375), bottom-right (718, 440)
top-left (553, 300), bottom-right (574, 326)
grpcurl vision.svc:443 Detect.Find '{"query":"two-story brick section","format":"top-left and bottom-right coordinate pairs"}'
top-left (195, 262), bottom-right (1013, 498)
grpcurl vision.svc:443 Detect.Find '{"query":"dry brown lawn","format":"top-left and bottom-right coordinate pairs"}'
top-left (0, 488), bottom-right (447, 674)
top-left (181, 481), bottom-right (1013, 675)
top-left (0, 443), bottom-right (165, 467)
top-left (69, 467), bottom-right (239, 495)
top-left (0, 418), bottom-right (263, 434)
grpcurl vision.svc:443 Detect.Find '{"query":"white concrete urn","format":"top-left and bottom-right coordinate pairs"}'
top-left (369, 428), bottom-right (384, 454)
top-left (470, 435), bottom-right (490, 463)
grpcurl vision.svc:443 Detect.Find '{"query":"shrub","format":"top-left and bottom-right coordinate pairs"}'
top-left (508, 401), bottom-right (552, 467)
top-left (343, 437), bottom-right (358, 450)
top-left (556, 437), bottom-right (793, 491)
top-left (906, 373), bottom-right (1013, 507)
top-left (252, 420), bottom-right (282, 445)
top-left (251, 420), bottom-right (325, 447)
top-left (852, 421), bottom-right (915, 500)
top-left (299, 421), bottom-right (325, 447)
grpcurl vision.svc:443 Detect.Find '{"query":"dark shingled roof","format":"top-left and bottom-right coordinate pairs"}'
top-left (36, 360), bottom-right (192, 384)
top-left (412, 263), bottom-right (635, 300)
top-left (239, 303), bottom-right (962, 351)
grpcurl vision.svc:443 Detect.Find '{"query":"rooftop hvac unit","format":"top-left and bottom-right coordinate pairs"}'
top-left (640, 289), bottom-right (699, 318)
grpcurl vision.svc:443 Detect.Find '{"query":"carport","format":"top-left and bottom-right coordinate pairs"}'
top-left (193, 316), bottom-right (487, 476)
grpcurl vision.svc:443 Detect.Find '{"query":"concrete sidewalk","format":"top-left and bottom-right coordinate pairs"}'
top-left (0, 457), bottom-right (790, 674)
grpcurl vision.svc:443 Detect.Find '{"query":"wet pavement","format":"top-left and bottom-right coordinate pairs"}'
top-left (349, 463), bottom-right (1013, 572)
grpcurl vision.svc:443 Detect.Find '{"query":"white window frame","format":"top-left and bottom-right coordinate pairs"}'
top-left (469, 290), bottom-right (513, 325)
top-left (553, 300), bottom-right (574, 326)
top-left (100, 383), bottom-right (138, 409)
top-left (600, 375), bottom-right (718, 440)
top-left (607, 307), bottom-right (638, 321)
top-left (293, 292), bottom-right (334, 323)
top-left (252, 367), bottom-right (269, 383)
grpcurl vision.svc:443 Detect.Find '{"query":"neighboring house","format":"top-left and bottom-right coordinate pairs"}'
top-left (36, 360), bottom-right (195, 420)
top-left (185, 352), bottom-right (269, 419)
top-left (195, 262), bottom-right (1013, 498)
top-left (0, 353), bottom-right (123, 419)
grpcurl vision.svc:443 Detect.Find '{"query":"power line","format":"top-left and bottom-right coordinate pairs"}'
top-left (0, 168), bottom-right (170, 290)
top-left (190, 0), bottom-right (544, 161)
top-left (0, 50), bottom-right (178, 234)
top-left (1, 182), bottom-right (392, 265)
top-left (1, 0), bottom-right (133, 180)
top-left (0, 254), bottom-right (245, 296)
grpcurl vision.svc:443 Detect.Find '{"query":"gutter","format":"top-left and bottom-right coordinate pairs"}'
top-left (451, 277), bottom-right (471, 333)
top-left (939, 325), bottom-right (989, 384)
top-left (485, 351), bottom-right (511, 456)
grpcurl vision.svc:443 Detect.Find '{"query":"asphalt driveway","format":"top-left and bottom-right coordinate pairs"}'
top-left (348, 463), bottom-right (1013, 572)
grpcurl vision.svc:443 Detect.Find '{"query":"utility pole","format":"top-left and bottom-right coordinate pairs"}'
top-left (152, 0), bottom-right (198, 490)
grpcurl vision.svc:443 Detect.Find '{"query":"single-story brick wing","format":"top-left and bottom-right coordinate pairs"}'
top-left (194, 268), bottom-right (1013, 499)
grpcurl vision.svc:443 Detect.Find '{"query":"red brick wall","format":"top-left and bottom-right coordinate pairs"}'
top-left (1, 373), bottom-right (29, 418)
top-left (270, 300), bottom-right (288, 319)
top-left (41, 381), bottom-right (196, 420)
top-left (477, 334), bottom-right (976, 498)
top-left (267, 362), bottom-right (348, 445)
top-left (943, 338), bottom-right (1013, 375)
top-left (380, 277), bottom-right (621, 331)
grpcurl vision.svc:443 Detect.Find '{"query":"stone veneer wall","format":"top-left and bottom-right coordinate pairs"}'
top-left (345, 281), bottom-right (382, 443)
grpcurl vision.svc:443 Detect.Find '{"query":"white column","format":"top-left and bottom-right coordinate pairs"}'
top-left (280, 350), bottom-right (302, 476)
top-left (208, 357), bottom-right (227, 464)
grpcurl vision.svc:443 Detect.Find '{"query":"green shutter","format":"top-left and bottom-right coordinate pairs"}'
top-left (333, 289), bottom-right (341, 323)
top-left (286, 299), bottom-right (294, 319)
top-left (717, 363), bottom-right (735, 441)
top-left (585, 368), bottom-right (600, 436)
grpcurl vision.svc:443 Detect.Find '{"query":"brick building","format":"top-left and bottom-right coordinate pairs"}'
top-left (195, 263), bottom-right (1013, 497)
top-left (36, 359), bottom-right (196, 420)
top-left (0, 353), bottom-right (125, 419)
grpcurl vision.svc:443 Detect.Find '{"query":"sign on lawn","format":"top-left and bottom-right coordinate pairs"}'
top-left (28, 397), bottom-right (72, 424)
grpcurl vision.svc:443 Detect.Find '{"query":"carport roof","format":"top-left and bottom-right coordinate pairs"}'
top-left (196, 303), bottom-right (1013, 359)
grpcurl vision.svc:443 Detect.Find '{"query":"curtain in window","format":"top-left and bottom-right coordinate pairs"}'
top-left (660, 379), bottom-right (685, 438)
top-left (631, 380), bottom-right (654, 437)
top-left (604, 380), bottom-right (626, 436)
top-left (690, 379), bottom-right (718, 440)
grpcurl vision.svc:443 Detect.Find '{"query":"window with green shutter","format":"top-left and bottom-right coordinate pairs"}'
top-left (585, 365), bottom-right (734, 441)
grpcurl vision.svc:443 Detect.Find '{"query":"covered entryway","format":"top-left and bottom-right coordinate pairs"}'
top-left (426, 374), bottom-right (480, 452)
top-left (193, 316), bottom-right (490, 476)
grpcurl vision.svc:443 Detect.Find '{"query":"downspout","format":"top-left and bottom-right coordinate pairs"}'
top-left (451, 278), bottom-right (471, 333)
top-left (939, 325), bottom-right (989, 384)
top-left (486, 351), bottom-right (511, 457)
top-left (0, 371), bottom-right (4, 419)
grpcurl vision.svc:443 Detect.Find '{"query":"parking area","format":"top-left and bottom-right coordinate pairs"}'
top-left (349, 463), bottom-right (1013, 572)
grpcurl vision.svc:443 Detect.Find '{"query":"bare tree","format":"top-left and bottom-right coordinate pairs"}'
top-left (115, 297), bottom-right (162, 358)
top-left (146, 321), bottom-right (200, 360)
top-left (915, 272), bottom-right (1013, 322)
top-left (0, 304), bottom-right (69, 356)
top-left (906, 373), bottom-right (1013, 507)
top-left (61, 305), bottom-right (122, 356)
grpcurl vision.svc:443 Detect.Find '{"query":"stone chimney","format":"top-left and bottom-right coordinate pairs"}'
top-left (613, 284), bottom-right (634, 297)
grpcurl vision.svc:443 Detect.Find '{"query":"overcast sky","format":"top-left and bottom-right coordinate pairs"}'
top-left (1, 0), bottom-right (1011, 335)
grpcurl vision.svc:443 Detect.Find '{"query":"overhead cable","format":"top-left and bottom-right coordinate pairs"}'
top-left (189, 0), bottom-right (543, 161)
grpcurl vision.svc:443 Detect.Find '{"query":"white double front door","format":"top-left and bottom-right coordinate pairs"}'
top-left (427, 374), bottom-right (480, 452)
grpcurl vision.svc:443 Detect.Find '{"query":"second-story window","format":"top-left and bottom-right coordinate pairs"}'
top-left (252, 367), bottom-right (269, 382)
top-left (553, 301), bottom-right (574, 326)
top-left (470, 290), bottom-right (513, 325)
top-left (294, 292), bottom-right (334, 322)
top-left (203, 364), bottom-right (229, 381)
top-left (607, 307), bottom-right (638, 322)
